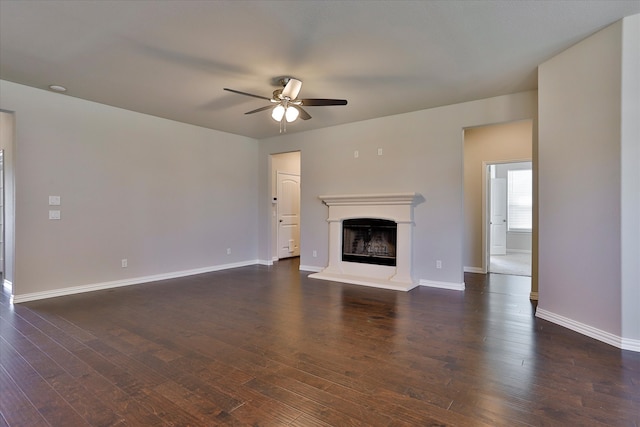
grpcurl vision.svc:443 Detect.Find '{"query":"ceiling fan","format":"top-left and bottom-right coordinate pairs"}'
top-left (224, 77), bottom-right (347, 131)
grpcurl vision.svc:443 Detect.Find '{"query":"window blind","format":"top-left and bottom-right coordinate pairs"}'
top-left (508, 169), bottom-right (532, 231)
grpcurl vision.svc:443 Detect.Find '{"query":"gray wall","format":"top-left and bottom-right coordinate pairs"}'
top-left (620, 14), bottom-right (640, 344)
top-left (259, 91), bottom-right (538, 286)
top-left (538, 15), bottom-right (640, 344)
top-left (0, 81), bottom-right (259, 298)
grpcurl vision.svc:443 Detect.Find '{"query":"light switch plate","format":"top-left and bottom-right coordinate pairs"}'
top-left (49, 196), bottom-right (61, 206)
top-left (49, 210), bottom-right (61, 220)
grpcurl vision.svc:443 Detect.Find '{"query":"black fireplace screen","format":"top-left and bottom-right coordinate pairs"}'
top-left (342, 218), bottom-right (397, 266)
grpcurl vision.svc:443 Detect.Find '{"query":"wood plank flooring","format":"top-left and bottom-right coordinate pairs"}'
top-left (1, 259), bottom-right (639, 426)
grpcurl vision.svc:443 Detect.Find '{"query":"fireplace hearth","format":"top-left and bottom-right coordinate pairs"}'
top-left (342, 218), bottom-right (397, 266)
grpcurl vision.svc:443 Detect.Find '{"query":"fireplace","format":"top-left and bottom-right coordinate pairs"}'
top-left (309, 193), bottom-right (420, 291)
top-left (342, 218), bottom-right (397, 266)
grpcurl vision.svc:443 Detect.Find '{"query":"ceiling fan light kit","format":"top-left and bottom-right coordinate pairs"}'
top-left (224, 77), bottom-right (347, 132)
top-left (285, 105), bottom-right (299, 122)
top-left (271, 104), bottom-right (285, 121)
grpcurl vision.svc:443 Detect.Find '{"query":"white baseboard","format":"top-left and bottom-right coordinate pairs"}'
top-left (11, 259), bottom-right (259, 304)
top-left (529, 291), bottom-right (538, 301)
top-left (257, 259), bottom-right (274, 266)
top-left (3, 279), bottom-right (12, 291)
top-left (419, 279), bottom-right (465, 291)
top-left (536, 308), bottom-right (640, 352)
top-left (464, 266), bottom-right (485, 274)
top-left (299, 264), bottom-right (323, 273)
top-left (621, 337), bottom-right (640, 353)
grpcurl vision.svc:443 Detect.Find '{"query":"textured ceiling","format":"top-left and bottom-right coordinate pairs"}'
top-left (1, 1), bottom-right (638, 139)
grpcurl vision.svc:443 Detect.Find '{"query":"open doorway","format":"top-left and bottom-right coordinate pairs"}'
top-left (487, 161), bottom-right (532, 276)
top-left (270, 151), bottom-right (301, 262)
top-left (463, 119), bottom-right (533, 280)
top-left (0, 110), bottom-right (14, 297)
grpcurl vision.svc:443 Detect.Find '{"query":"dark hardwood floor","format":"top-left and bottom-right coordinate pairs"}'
top-left (1, 259), bottom-right (638, 426)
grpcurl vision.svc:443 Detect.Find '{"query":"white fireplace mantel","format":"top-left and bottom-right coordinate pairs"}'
top-left (319, 193), bottom-right (418, 207)
top-left (309, 192), bottom-right (421, 291)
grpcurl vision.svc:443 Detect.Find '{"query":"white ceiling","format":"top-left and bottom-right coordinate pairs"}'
top-left (1, 1), bottom-right (638, 140)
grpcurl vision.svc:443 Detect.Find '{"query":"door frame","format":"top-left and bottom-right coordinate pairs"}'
top-left (269, 151), bottom-right (301, 263)
top-left (0, 111), bottom-right (14, 296)
top-left (276, 171), bottom-right (300, 259)
top-left (482, 159), bottom-right (533, 273)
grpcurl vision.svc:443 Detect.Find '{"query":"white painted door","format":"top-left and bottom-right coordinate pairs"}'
top-left (490, 178), bottom-right (507, 255)
top-left (277, 172), bottom-right (300, 259)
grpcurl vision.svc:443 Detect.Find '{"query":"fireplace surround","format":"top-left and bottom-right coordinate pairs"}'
top-left (309, 193), bottom-right (420, 291)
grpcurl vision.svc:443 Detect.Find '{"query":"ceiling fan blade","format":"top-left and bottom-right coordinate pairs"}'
top-left (245, 105), bottom-right (274, 115)
top-left (300, 98), bottom-right (348, 106)
top-left (281, 78), bottom-right (302, 100)
top-left (224, 88), bottom-right (271, 101)
top-left (293, 105), bottom-right (312, 120)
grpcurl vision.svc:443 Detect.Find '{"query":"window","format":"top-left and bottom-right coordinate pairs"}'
top-left (508, 169), bottom-right (532, 232)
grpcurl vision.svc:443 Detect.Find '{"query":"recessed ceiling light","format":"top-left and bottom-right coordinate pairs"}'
top-left (48, 85), bottom-right (67, 92)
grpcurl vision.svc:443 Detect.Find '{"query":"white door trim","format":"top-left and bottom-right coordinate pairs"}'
top-left (276, 171), bottom-right (300, 259)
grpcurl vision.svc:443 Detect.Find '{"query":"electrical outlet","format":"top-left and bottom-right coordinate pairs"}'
top-left (436, 260), bottom-right (442, 269)
top-left (226, 248), bottom-right (231, 255)
top-left (377, 148), bottom-right (383, 156)
top-left (313, 250), bottom-right (317, 257)
top-left (48, 210), bottom-right (61, 220)
top-left (121, 259), bottom-right (128, 268)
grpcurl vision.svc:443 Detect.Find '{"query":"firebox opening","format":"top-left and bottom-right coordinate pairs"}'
top-left (342, 218), bottom-right (397, 266)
